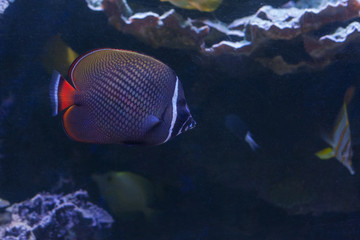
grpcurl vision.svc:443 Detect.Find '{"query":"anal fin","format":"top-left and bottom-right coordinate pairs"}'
top-left (63, 105), bottom-right (101, 143)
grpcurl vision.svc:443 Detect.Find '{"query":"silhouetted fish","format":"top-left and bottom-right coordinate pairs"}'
top-left (92, 171), bottom-right (155, 219)
top-left (50, 48), bottom-right (196, 145)
top-left (225, 114), bottom-right (259, 151)
top-left (42, 34), bottom-right (78, 76)
top-left (161, 0), bottom-right (222, 12)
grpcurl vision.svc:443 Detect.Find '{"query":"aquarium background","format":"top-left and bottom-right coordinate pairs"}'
top-left (1, 0), bottom-right (360, 239)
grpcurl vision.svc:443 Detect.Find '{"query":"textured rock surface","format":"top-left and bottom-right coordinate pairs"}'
top-left (0, 190), bottom-right (114, 240)
top-left (100, 0), bottom-right (360, 74)
top-left (0, 0), bottom-right (13, 14)
top-left (103, 7), bottom-right (210, 50)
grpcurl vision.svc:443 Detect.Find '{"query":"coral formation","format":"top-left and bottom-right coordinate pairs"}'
top-left (103, 7), bottom-right (210, 50)
top-left (0, 0), bottom-right (13, 14)
top-left (0, 190), bottom-right (114, 240)
top-left (99, 0), bottom-right (360, 74)
top-left (304, 21), bottom-right (360, 59)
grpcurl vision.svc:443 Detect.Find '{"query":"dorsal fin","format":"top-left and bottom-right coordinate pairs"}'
top-left (344, 85), bottom-right (356, 105)
top-left (67, 48), bottom-right (115, 89)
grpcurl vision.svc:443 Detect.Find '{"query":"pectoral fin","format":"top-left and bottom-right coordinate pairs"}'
top-left (142, 115), bottom-right (161, 134)
top-left (315, 147), bottom-right (334, 160)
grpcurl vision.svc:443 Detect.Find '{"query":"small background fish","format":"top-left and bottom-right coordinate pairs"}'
top-left (92, 171), bottom-right (156, 220)
top-left (0, 198), bottom-right (9, 208)
top-left (41, 34), bottom-right (78, 76)
top-left (160, 0), bottom-right (223, 12)
top-left (315, 86), bottom-right (356, 175)
top-left (225, 114), bottom-right (259, 151)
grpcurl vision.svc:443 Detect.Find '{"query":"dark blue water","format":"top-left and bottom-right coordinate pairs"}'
top-left (1, 0), bottom-right (360, 239)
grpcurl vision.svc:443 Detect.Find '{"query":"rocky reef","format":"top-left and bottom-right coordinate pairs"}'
top-left (0, 0), bottom-right (13, 14)
top-left (99, 0), bottom-right (360, 74)
top-left (0, 190), bottom-right (113, 240)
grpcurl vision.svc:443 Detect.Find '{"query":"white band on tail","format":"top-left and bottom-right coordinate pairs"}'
top-left (50, 71), bottom-right (61, 116)
top-left (164, 77), bottom-right (179, 143)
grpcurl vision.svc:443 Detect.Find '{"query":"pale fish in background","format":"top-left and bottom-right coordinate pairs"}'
top-left (315, 86), bottom-right (356, 175)
top-left (0, 198), bottom-right (9, 208)
top-left (0, 197), bottom-right (11, 225)
top-left (41, 34), bottom-right (78, 76)
top-left (225, 114), bottom-right (259, 151)
top-left (92, 171), bottom-right (155, 219)
top-left (160, 0), bottom-right (223, 12)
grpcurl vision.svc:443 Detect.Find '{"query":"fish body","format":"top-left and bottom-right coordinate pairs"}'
top-left (92, 171), bottom-right (155, 218)
top-left (316, 102), bottom-right (355, 175)
top-left (160, 0), bottom-right (222, 12)
top-left (50, 48), bottom-right (196, 145)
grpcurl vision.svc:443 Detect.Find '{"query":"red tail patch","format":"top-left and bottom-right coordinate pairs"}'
top-left (50, 71), bottom-right (76, 116)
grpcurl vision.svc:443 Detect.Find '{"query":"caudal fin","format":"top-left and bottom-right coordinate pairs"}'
top-left (49, 70), bottom-right (76, 116)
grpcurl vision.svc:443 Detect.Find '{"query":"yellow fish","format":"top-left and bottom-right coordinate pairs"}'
top-left (160, 0), bottom-right (222, 12)
top-left (41, 34), bottom-right (78, 76)
top-left (92, 171), bottom-right (155, 219)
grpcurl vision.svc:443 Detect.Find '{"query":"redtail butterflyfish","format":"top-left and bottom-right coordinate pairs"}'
top-left (315, 87), bottom-right (356, 175)
top-left (160, 0), bottom-right (223, 12)
top-left (50, 48), bottom-right (196, 145)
